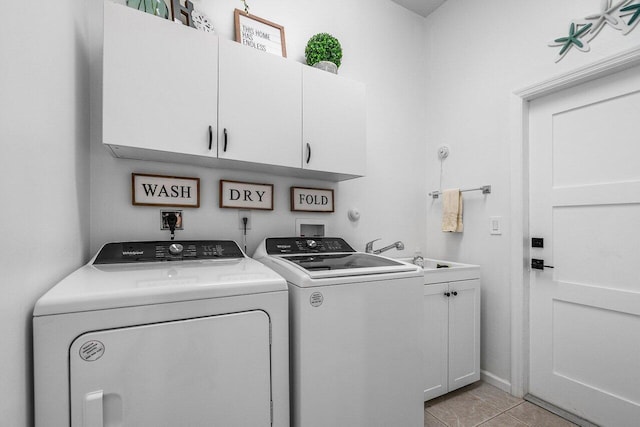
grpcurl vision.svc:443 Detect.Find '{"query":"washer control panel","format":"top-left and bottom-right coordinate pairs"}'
top-left (94, 240), bottom-right (244, 264)
top-left (265, 237), bottom-right (355, 255)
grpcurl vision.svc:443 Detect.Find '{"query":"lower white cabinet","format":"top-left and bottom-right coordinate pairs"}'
top-left (423, 278), bottom-right (480, 401)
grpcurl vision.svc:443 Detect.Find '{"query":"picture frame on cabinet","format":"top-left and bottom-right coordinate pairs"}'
top-left (234, 9), bottom-right (287, 57)
top-left (220, 180), bottom-right (274, 210)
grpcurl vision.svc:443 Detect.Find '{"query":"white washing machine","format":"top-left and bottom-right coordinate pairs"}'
top-left (254, 237), bottom-right (424, 427)
top-left (33, 240), bottom-right (289, 427)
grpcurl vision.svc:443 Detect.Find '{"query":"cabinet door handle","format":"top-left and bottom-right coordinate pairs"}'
top-left (306, 143), bottom-right (311, 164)
top-left (208, 125), bottom-right (213, 150)
top-left (452, 291), bottom-right (458, 296)
top-left (444, 292), bottom-right (451, 297)
top-left (223, 128), bottom-right (228, 152)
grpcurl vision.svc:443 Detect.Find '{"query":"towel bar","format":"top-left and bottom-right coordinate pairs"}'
top-left (429, 185), bottom-right (491, 199)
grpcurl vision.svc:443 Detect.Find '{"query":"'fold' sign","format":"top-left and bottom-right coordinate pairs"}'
top-left (290, 187), bottom-right (334, 213)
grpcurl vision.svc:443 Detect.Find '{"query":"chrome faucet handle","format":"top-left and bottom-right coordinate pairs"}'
top-left (365, 238), bottom-right (381, 253)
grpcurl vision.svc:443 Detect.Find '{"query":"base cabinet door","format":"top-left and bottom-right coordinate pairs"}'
top-left (302, 66), bottom-right (366, 177)
top-left (103, 2), bottom-right (218, 157)
top-left (424, 279), bottom-right (481, 401)
top-left (423, 283), bottom-right (449, 401)
top-left (448, 279), bottom-right (481, 392)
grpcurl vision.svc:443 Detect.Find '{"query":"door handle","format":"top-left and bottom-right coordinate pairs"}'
top-left (83, 390), bottom-right (103, 427)
top-left (306, 143), bottom-right (311, 164)
top-left (531, 259), bottom-right (554, 270)
top-left (223, 128), bottom-right (228, 152)
top-left (208, 125), bottom-right (213, 151)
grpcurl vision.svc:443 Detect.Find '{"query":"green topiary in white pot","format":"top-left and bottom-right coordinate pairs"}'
top-left (305, 33), bottom-right (342, 74)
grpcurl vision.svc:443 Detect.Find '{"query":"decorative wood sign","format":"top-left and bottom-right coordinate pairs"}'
top-left (291, 187), bottom-right (334, 213)
top-left (234, 9), bottom-right (287, 57)
top-left (132, 173), bottom-right (200, 207)
top-left (171, 0), bottom-right (195, 27)
top-left (220, 180), bottom-right (274, 210)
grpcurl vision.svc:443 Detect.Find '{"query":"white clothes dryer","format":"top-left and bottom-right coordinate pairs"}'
top-left (34, 240), bottom-right (289, 427)
top-left (254, 237), bottom-right (424, 427)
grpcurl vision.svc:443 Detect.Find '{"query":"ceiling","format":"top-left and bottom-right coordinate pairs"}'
top-left (390, 0), bottom-right (447, 17)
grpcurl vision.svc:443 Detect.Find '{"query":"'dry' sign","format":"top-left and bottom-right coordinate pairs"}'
top-left (290, 187), bottom-right (334, 213)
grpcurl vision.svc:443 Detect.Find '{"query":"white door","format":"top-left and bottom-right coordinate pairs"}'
top-left (302, 66), bottom-right (366, 176)
top-left (70, 311), bottom-right (272, 427)
top-left (448, 279), bottom-right (480, 392)
top-left (103, 2), bottom-right (218, 156)
top-left (528, 65), bottom-right (640, 426)
top-left (218, 39), bottom-right (301, 168)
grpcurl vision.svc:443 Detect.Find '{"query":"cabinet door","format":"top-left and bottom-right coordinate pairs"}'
top-left (423, 283), bottom-right (449, 401)
top-left (218, 39), bottom-right (301, 168)
top-left (448, 279), bottom-right (481, 392)
top-left (103, 2), bottom-right (218, 157)
top-left (302, 66), bottom-right (366, 176)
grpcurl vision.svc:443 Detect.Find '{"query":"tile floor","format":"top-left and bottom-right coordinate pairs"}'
top-left (424, 382), bottom-right (578, 427)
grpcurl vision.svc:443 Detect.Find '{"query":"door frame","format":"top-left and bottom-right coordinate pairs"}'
top-left (508, 44), bottom-right (640, 398)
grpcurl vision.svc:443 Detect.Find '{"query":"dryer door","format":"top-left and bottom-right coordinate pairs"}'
top-left (69, 311), bottom-right (271, 427)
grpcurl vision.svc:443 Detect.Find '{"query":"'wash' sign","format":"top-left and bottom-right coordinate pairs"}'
top-left (132, 173), bottom-right (200, 207)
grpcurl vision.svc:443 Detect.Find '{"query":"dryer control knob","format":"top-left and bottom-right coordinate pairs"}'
top-left (169, 243), bottom-right (184, 255)
top-left (306, 239), bottom-right (317, 248)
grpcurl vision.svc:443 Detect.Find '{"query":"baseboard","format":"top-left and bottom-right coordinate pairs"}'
top-left (481, 370), bottom-right (511, 393)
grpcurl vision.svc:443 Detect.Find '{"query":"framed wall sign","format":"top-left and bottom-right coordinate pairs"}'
top-left (220, 180), bottom-right (274, 210)
top-left (291, 187), bottom-right (334, 213)
top-left (132, 173), bottom-right (200, 207)
top-left (234, 9), bottom-right (287, 57)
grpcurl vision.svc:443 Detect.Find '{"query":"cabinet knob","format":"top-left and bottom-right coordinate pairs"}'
top-left (223, 128), bottom-right (228, 152)
top-left (306, 143), bottom-right (312, 164)
top-left (444, 292), bottom-right (451, 297)
top-left (208, 125), bottom-right (213, 150)
top-left (452, 291), bottom-right (458, 296)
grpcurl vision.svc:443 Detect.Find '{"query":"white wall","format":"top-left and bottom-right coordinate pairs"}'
top-left (88, 0), bottom-right (428, 256)
top-left (0, 1), bottom-right (90, 425)
top-left (423, 0), bottom-right (640, 388)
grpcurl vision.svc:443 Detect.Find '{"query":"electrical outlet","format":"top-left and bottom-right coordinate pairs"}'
top-left (238, 210), bottom-right (251, 230)
top-left (160, 210), bottom-right (183, 230)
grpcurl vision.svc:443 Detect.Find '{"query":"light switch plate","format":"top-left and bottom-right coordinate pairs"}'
top-left (490, 216), bottom-right (502, 235)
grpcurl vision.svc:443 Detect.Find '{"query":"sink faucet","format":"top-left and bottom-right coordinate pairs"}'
top-left (365, 239), bottom-right (405, 255)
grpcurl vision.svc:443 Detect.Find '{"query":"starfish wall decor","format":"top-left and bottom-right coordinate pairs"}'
top-left (549, 0), bottom-right (640, 62)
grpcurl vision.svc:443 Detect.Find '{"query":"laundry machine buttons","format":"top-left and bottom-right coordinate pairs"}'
top-left (169, 243), bottom-right (184, 255)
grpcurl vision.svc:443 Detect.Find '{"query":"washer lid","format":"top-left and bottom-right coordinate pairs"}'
top-left (281, 252), bottom-right (409, 272)
top-left (34, 244), bottom-right (287, 316)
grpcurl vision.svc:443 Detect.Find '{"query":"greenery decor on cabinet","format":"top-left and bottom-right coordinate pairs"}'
top-left (305, 33), bottom-right (342, 74)
top-left (127, 0), bottom-right (169, 19)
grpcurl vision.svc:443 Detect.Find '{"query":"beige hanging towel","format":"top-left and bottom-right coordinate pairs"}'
top-left (442, 189), bottom-right (463, 232)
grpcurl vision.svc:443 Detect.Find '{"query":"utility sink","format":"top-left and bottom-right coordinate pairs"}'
top-left (395, 257), bottom-right (480, 284)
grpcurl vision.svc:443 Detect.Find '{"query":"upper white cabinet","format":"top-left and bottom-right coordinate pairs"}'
top-left (102, 2), bottom-right (365, 181)
top-left (218, 39), bottom-right (301, 169)
top-left (103, 1), bottom-right (218, 158)
top-left (302, 66), bottom-right (366, 177)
